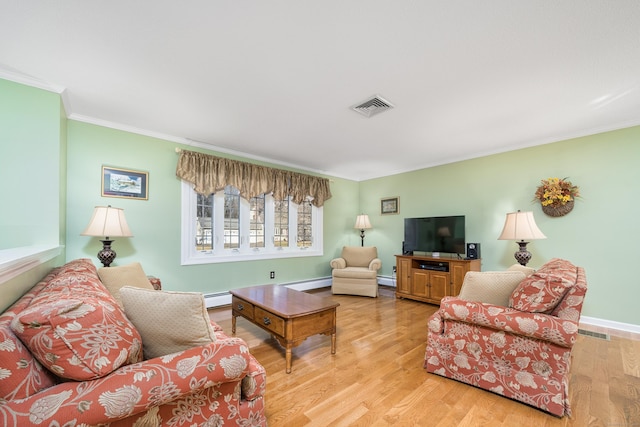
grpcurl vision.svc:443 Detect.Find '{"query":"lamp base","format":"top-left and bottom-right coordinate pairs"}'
top-left (514, 241), bottom-right (532, 266)
top-left (360, 229), bottom-right (366, 247)
top-left (97, 239), bottom-right (117, 267)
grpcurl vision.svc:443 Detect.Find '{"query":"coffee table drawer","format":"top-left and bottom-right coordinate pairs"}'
top-left (232, 297), bottom-right (254, 320)
top-left (254, 307), bottom-right (285, 336)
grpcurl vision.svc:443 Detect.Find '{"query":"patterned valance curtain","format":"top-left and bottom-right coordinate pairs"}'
top-left (175, 150), bottom-right (332, 207)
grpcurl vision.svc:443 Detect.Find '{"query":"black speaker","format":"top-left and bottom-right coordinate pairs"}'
top-left (466, 243), bottom-right (481, 259)
top-left (402, 241), bottom-right (412, 255)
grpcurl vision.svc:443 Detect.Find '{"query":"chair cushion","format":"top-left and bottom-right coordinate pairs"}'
top-left (332, 266), bottom-right (378, 279)
top-left (341, 246), bottom-right (378, 268)
top-left (119, 287), bottom-right (217, 359)
top-left (97, 262), bottom-right (155, 308)
top-left (10, 297), bottom-right (143, 380)
top-left (458, 271), bottom-right (526, 306)
top-left (509, 259), bottom-right (577, 313)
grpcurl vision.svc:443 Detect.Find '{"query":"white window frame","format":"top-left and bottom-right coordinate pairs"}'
top-left (181, 181), bottom-right (323, 265)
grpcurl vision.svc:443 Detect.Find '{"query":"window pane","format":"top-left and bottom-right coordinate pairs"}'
top-left (224, 186), bottom-right (240, 249)
top-left (196, 193), bottom-right (213, 251)
top-left (297, 199), bottom-right (312, 248)
top-left (250, 194), bottom-right (265, 248)
top-left (274, 198), bottom-right (289, 247)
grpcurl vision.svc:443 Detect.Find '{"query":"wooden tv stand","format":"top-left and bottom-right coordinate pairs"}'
top-left (395, 254), bottom-right (481, 305)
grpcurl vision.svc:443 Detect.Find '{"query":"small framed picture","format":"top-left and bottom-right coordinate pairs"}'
top-left (381, 197), bottom-right (399, 215)
top-left (101, 166), bottom-right (149, 200)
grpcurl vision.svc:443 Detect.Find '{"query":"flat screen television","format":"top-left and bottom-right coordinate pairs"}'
top-left (403, 215), bottom-right (466, 255)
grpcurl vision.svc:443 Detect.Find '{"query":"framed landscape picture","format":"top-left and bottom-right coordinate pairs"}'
top-left (381, 197), bottom-right (399, 215)
top-left (101, 166), bottom-right (149, 200)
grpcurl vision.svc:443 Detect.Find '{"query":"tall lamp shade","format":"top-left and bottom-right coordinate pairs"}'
top-left (498, 210), bottom-right (546, 266)
top-left (354, 214), bottom-right (372, 247)
top-left (81, 205), bottom-right (133, 267)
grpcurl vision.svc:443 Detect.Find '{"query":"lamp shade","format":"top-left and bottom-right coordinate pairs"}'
top-left (81, 206), bottom-right (133, 238)
top-left (354, 214), bottom-right (372, 230)
top-left (497, 211), bottom-right (546, 241)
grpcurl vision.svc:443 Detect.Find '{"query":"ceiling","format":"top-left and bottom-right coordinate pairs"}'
top-left (1, 1), bottom-right (639, 181)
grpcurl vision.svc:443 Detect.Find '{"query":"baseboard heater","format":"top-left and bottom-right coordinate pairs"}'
top-left (203, 277), bottom-right (332, 308)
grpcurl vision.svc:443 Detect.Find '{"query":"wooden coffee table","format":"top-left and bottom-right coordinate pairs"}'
top-left (230, 285), bottom-right (339, 373)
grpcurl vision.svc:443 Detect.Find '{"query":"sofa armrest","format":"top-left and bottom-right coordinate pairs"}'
top-left (428, 309), bottom-right (445, 335)
top-left (3, 337), bottom-right (257, 426)
top-left (242, 353), bottom-right (267, 401)
top-left (436, 297), bottom-right (579, 348)
top-left (330, 257), bottom-right (346, 269)
top-left (368, 258), bottom-right (382, 271)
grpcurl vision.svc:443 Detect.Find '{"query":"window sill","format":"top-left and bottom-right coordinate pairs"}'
top-left (182, 248), bottom-right (323, 265)
top-left (0, 245), bottom-right (63, 285)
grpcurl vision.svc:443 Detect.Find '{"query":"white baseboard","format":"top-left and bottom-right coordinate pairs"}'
top-left (378, 276), bottom-right (397, 287)
top-left (204, 277), bottom-right (332, 308)
top-left (579, 316), bottom-right (640, 335)
top-left (204, 293), bottom-right (233, 308)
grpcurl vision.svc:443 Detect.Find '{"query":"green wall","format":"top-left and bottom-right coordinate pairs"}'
top-left (3, 77), bottom-right (639, 327)
top-left (0, 79), bottom-right (66, 249)
top-left (64, 120), bottom-right (359, 294)
top-left (358, 128), bottom-right (640, 325)
top-left (0, 79), bottom-right (66, 311)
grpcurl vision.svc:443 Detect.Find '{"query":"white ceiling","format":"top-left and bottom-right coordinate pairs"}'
top-left (1, 1), bottom-right (639, 181)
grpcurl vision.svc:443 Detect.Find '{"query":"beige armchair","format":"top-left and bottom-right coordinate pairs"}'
top-left (330, 246), bottom-right (382, 297)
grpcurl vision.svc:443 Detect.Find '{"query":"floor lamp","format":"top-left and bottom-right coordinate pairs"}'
top-left (354, 214), bottom-right (372, 247)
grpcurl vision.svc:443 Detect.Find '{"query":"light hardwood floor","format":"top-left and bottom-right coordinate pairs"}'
top-left (208, 287), bottom-right (640, 426)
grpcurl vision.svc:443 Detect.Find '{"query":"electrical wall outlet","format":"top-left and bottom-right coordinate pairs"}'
top-left (393, 266), bottom-right (397, 273)
top-left (270, 271), bottom-right (275, 279)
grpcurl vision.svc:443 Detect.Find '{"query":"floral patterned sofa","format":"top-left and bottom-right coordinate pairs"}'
top-left (424, 258), bottom-right (587, 417)
top-left (0, 258), bottom-right (266, 426)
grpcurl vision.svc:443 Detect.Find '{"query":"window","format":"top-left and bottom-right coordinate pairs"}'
top-left (224, 186), bottom-right (240, 249)
top-left (181, 182), bottom-right (323, 264)
top-left (196, 194), bottom-right (213, 250)
top-left (274, 199), bottom-right (289, 247)
top-left (297, 198), bottom-right (313, 248)
top-left (249, 194), bottom-right (265, 248)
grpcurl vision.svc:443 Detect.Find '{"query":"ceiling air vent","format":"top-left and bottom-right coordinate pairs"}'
top-left (351, 94), bottom-right (394, 118)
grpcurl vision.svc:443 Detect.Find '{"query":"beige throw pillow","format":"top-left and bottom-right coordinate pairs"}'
top-left (98, 262), bottom-right (155, 308)
top-left (119, 286), bottom-right (217, 359)
top-left (458, 271), bottom-right (526, 306)
top-left (507, 263), bottom-right (536, 277)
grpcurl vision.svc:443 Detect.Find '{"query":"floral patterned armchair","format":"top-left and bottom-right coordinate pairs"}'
top-left (424, 258), bottom-right (587, 417)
